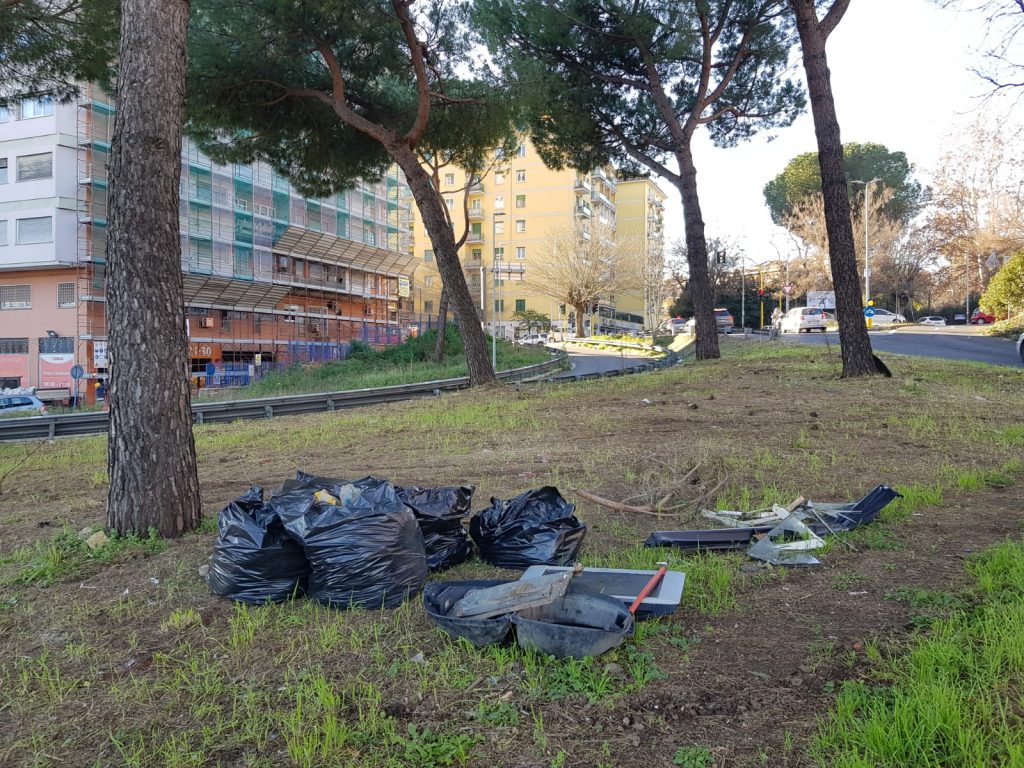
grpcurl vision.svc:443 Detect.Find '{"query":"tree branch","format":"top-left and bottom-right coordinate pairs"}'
top-left (819, 0), bottom-right (852, 41)
top-left (393, 0), bottom-right (431, 147)
top-left (314, 38), bottom-right (394, 145)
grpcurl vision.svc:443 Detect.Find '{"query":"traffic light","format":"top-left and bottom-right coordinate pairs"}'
top-left (757, 288), bottom-right (765, 298)
top-left (716, 250), bottom-right (726, 265)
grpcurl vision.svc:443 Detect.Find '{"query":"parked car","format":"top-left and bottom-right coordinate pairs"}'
top-left (867, 308), bottom-right (906, 326)
top-left (970, 309), bottom-right (995, 325)
top-left (1017, 332), bottom-right (1024, 364)
top-left (780, 306), bottom-right (827, 333)
top-left (516, 333), bottom-right (549, 346)
top-left (919, 316), bottom-right (947, 327)
top-left (662, 318), bottom-right (688, 335)
top-left (684, 308), bottom-right (735, 334)
top-left (0, 395), bottom-right (46, 415)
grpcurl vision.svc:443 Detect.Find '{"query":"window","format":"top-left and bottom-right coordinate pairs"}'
top-left (39, 336), bottom-right (73, 354)
top-left (515, 219), bottom-right (526, 233)
top-left (516, 169), bottom-right (526, 183)
top-left (516, 144), bottom-right (526, 158)
top-left (495, 172), bottom-right (505, 185)
top-left (0, 221), bottom-right (6, 246)
top-left (0, 158), bottom-right (7, 184)
top-left (444, 173), bottom-right (455, 186)
top-left (19, 97), bottom-right (54, 119)
top-left (515, 246), bottom-right (526, 260)
top-left (424, 275), bottom-right (434, 287)
top-left (515, 195), bottom-right (526, 209)
top-left (494, 196), bottom-right (504, 209)
top-left (57, 283), bottom-right (75, 308)
top-left (423, 249), bottom-right (434, 262)
top-left (471, 248), bottom-right (482, 261)
top-left (0, 106), bottom-right (8, 123)
top-left (515, 299), bottom-right (526, 313)
top-left (0, 285), bottom-right (31, 309)
top-left (493, 246), bottom-right (505, 260)
top-left (0, 338), bottom-right (29, 354)
top-left (494, 220), bottom-right (504, 235)
top-left (17, 153), bottom-right (53, 181)
top-left (16, 217), bottom-right (52, 244)
top-left (424, 300), bottom-right (434, 313)
top-left (444, 196), bottom-right (454, 210)
top-left (494, 299), bottom-right (504, 313)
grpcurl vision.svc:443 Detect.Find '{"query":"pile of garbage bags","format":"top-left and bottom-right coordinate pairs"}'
top-left (207, 472), bottom-right (587, 607)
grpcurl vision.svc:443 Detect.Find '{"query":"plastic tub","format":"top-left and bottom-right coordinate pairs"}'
top-left (422, 579), bottom-right (514, 647)
top-left (512, 586), bottom-right (635, 659)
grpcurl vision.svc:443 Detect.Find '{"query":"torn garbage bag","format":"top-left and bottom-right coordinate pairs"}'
top-left (206, 486), bottom-right (310, 604)
top-left (280, 476), bottom-right (428, 608)
top-left (396, 485), bottom-right (474, 572)
top-left (470, 487), bottom-right (586, 570)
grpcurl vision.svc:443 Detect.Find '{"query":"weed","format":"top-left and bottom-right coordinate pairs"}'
top-left (162, 607), bottom-right (202, 632)
top-left (550, 751), bottom-right (567, 768)
top-left (673, 745), bottom-right (713, 767)
top-left (471, 700), bottom-right (520, 727)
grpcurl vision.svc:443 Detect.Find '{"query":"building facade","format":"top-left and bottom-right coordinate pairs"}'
top-left (1, 85), bottom-right (417, 396)
top-left (613, 178), bottom-right (667, 330)
top-left (408, 140), bottom-right (651, 338)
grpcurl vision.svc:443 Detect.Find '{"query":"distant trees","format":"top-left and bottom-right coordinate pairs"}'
top-left (527, 221), bottom-right (629, 338)
top-left (476, 0), bottom-right (804, 361)
top-left (511, 309), bottom-right (552, 333)
top-left (187, 0), bottom-right (518, 386)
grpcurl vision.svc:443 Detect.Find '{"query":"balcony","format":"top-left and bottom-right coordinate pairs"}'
top-left (592, 167), bottom-right (617, 188)
top-left (468, 181), bottom-right (485, 194)
top-left (466, 231), bottom-right (485, 243)
top-left (575, 202), bottom-right (592, 218)
top-left (574, 175), bottom-right (592, 193)
top-left (591, 190), bottom-right (616, 211)
top-left (467, 207), bottom-right (485, 221)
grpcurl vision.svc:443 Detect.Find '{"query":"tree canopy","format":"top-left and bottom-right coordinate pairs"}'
top-left (186, 0), bottom-right (516, 198)
top-left (763, 142), bottom-right (925, 225)
top-left (980, 251), bottom-right (1024, 318)
top-left (0, 0), bottom-right (117, 102)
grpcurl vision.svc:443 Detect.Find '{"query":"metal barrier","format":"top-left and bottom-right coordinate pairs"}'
top-left (0, 354), bottom-right (567, 442)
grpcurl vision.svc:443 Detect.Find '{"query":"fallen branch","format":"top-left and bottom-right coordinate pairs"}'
top-left (572, 488), bottom-right (681, 518)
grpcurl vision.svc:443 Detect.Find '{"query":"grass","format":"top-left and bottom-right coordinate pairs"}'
top-left (811, 539), bottom-right (1024, 767)
top-left (199, 327), bottom-right (553, 401)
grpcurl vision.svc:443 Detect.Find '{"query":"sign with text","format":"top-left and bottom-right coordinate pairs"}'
top-left (39, 353), bottom-right (75, 389)
top-left (397, 275), bottom-right (411, 298)
top-left (806, 290), bottom-right (835, 310)
top-left (93, 341), bottom-right (108, 368)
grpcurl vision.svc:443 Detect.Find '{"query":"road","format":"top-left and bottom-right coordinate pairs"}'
top-left (554, 345), bottom-right (656, 379)
top-left (781, 324), bottom-right (1022, 368)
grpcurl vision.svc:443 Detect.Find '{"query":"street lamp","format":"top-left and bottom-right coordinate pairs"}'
top-left (850, 178), bottom-right (882, 304)
top-left (491, 211), bottom-right (506, 370)
top-left (769, 237), bottom-right (794, 312)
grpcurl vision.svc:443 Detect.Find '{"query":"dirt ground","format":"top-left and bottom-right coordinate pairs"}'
top-left (1, 342), bottom-right (1022, 767)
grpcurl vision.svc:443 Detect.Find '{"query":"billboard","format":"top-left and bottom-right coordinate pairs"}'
top-left (397, 275), bottom-right (411, 298)
top-left (39, 353), bottom-right (75, 389)
top-left (806, 290), bottom-right (836, 310)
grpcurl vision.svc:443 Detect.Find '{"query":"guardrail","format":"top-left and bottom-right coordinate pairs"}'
top-left (0, 354), bottom-right (567, 443)
top-left (554, 338), bottom-right (667, 353)
top-left (548, 349), bottom-right (680, 383)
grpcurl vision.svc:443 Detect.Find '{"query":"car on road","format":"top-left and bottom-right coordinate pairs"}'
top-left (516, 334), bottom-right (549, 346)
top-left (970, 309), bottom-right (996, 325)
top-left (780, 306), bottom-right (827, 333)
top-left (1018, 332), bottom-right (1024, 364)
top-left (867, 308), bottom-right (906, 326)
top-left (0, 395), bottom-right (46, 415)
top-left (919, 316), bottom-right (947, 327)
top-left (685, 308), bottom-right (735, 335)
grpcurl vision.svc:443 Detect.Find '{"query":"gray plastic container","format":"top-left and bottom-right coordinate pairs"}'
top-left (512, 586), bottom-right (634, 659)
top-left (422, 579), bottom-right (514, 647)
top-left (521, 565), bottom-right (685, 619)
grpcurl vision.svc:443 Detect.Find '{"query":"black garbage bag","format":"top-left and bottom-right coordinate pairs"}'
top-left (206, 486), bottom-right (310, 604)
top-left (469, 487), bottom-right (586, 570)
top-left (396, 485), bottom-right (474, 572)
top-left (281, 476), bottom-right (428, 609)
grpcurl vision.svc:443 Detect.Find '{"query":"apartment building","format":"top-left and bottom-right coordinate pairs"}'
top-left (613, 178), bottom-right (667, 329)
top-left (408, 139), bottom-right (648, 338)
top-left (0, 85), bottom-right (416, 396)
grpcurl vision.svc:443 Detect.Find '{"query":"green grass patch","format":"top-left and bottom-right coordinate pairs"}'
top-left (812, 538), bottom-right (1024, 766)
top-left (0, 526), bottom-right (167, 587)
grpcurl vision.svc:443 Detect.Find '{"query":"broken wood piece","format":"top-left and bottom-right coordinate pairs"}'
top-left (785, 495), bottom-right (807, 513)
top-left (450, 567), bottom-right (581, 620)
top-left (572, 488), bottom-right (680, 517)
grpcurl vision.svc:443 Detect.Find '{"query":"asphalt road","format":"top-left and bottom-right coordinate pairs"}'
top-left (781, 324), bottom-right (1023, 368)
top-left (554, 345), bottom-right (655, 379)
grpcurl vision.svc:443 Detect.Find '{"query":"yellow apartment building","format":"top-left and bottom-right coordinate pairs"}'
top-left (612, 178), bottom-right (667, 329)
top-left (408, 139), bottom-right (654, 337)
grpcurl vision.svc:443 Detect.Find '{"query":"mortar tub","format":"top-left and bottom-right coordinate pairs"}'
top-left (520, 565), bottom-right (685, 619)
top-left (512, 586), bottom-right (635, 659)
top-left (423, 579), bottom-right (514, 647)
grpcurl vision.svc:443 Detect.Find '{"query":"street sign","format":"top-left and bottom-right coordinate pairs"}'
top-left (70, 364), bottom-right (84, 380)
top-left (782, 284), bottom-right (794, 296)
top-left (863, 306), bottom-right (875, 317)
top-left (93, 341), bottom-right (108, 368)
top-left (205, 362), bottom-right (216, 378)
top-left (987, 252), bottom-right (1001, 270)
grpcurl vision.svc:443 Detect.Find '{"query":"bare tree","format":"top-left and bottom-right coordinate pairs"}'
top-left (527, 221), bottom-right (630, 338)
top-left (631, 235), bottom-right (668, 336)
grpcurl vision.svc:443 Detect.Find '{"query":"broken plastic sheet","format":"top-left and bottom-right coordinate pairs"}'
top-left (747, 516), bottom-right (825, 566)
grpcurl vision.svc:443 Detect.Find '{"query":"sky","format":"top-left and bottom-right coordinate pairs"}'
top-left (657, 0), bottom-right (1016, 265)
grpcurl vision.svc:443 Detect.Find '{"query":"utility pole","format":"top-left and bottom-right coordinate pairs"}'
top-left (851, 178), bottom-right (881, 304)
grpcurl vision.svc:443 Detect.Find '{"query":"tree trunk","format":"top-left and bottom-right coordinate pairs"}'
top-left (105, 0), bottom-right (201, 537)
top-left (792, 0), bottom-right (880, 378)
top-left (434, 288), bottom-right (449, 362)
top-left (392, 147), bottom-right (496, 384)
top-left (675, 148), bottom-right (720, 360)
top-left (574, 304), bottom-right (587, 338)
